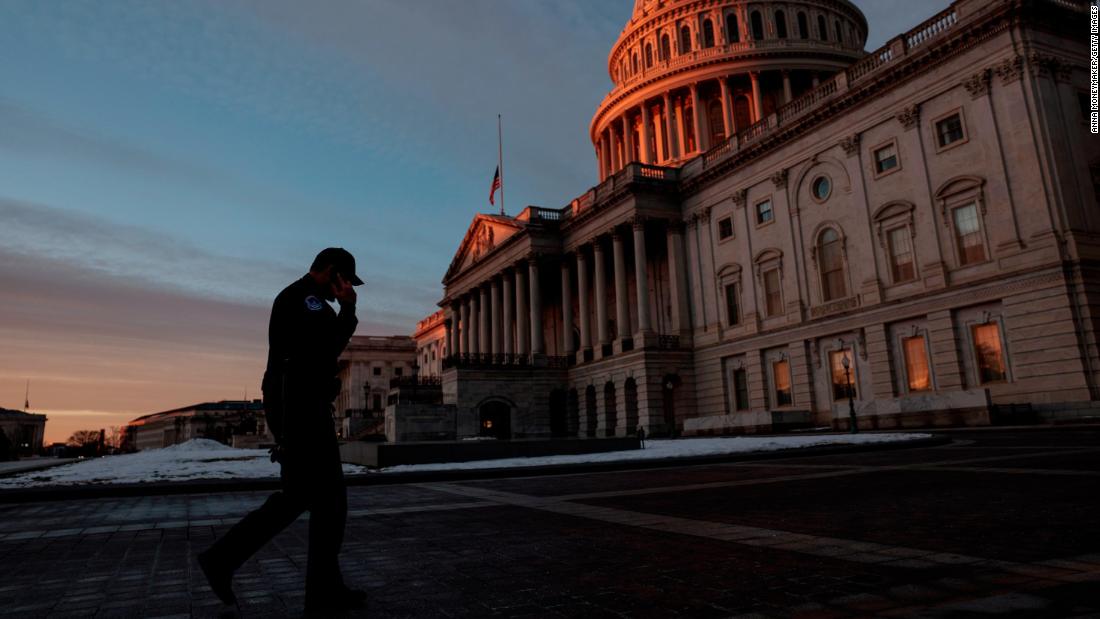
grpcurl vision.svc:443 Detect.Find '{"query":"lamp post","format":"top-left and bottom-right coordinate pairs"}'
top-left (842, 353), bottom-right (857, 434)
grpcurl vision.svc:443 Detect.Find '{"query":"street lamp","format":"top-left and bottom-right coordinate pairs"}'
top-left (842, 353), bottom-right (857, 434)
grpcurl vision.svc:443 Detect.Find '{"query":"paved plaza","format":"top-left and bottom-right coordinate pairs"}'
top-left (0, 427), bottom-right (1097, 618)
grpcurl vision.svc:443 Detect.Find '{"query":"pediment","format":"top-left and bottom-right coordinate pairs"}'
top-left (444, 214), bottom-right (522, 282)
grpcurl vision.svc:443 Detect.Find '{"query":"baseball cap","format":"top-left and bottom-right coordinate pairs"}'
top-left (312, 247), bottom-right (364, 286)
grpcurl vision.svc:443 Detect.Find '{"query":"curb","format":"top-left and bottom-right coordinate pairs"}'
top-left (0, 435), bottom-right (949, 504)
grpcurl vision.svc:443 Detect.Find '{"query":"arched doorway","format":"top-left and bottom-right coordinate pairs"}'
top-left (567, 389), bottom-right (580, 437)
top-left (585, 385), bottom-right (598, 438)
top-left (624, 378), bottom-right (639, 434)
top-left (549, 390), bottom-right (568, 438)
top-left (479, 401), bottom-right (511, 439)
top-left (604, 381), bottom-right (618, 437)
top-left (662, 374), bottom-right (681, 436)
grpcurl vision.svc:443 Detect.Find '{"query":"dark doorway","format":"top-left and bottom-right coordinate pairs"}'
top-left (662, 374), bottom-right (681, 436)
top-left (624, 378), bottom-right (639, 433)
top-left (604, 381), bottom-right (618, 437)
top-left (549, 390), bottom-right (568, 438)
top-left (585, 385), bottom-right (598, 438)
top-left (567, 389), bottom-right (580, 437)
top-left (479, 401), bottom-right (511, 439)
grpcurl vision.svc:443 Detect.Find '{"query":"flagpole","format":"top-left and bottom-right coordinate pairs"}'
top-left (497, 114), bottom-right (505, 217)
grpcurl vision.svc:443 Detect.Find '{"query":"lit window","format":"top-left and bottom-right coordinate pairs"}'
top-left (733, 369), bottom-right (749, 411)
top-left (874, 144), bottom-right (898, 174)
top-left (724, 283), bottom-right (740, 326)
top-left (936, 113), bottom-right (965, 147)
top-left (972, 323), bottom-right (1007, 384)
top-left (903, 336), bottom-right (931, 391)
top-left (756, 200), bottom-right (773, 225)
top-left (818, 228), bottom-right (847, 301)
top-left (888, 227), bottom-right (916, 283)
top-left (812, 176), bottom-right (831, 201)
top-left (773, 360), bottom-right (792, 406)
top-left (763, 268), bottom-right (783, 317)
top-left (718, 216), bottom-right (733, 240)
top-left (829, 349), bottom-right (856, 401)
top-left (953, 203), bottom-right (985, 265)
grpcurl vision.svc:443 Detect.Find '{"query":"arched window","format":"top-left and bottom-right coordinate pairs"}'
top-left (797, 12), bottom-right (809, 39)
top-left (726, 13), bottom-right (740, 43)
top-left (604, 382), bottom-right (618, 438)
top-left (818, 15), bottom-right (828, 41)
top-left (775, 10), bottom-right (788, 39)
top-left (632, 52), bottom-right (639, 74)
top-left (750, 11), bottom-right (764, 40)
top-left (708, 99), bottom-right (726, 144)
top-left (835, 20), bottom-right (843, 44)
top-left (818, 228), bottom-right (847, 301)
top-left (702, 19), bottom-right (715, 48)
top-left (680, 25), bottom-right (692, 53)
top-left (585, 385), bottom-right (597, 438)
top-left (645, 42), bottom-right (653, 68)
top-left (660, 33), bottom-right (671, 60)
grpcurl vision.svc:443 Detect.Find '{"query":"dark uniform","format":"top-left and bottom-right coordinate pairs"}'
top-left (203, 273), bottom-right (357, 604)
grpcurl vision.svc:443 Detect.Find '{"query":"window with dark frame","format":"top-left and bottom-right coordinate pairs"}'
top-left (726, 13), bottom-right (740, 43)
top-left (775, 10), bottom-right (788, 38)
top-left (763, 268), bottom-right (783, 317)
top-left (874, 143), bottom-right (898, 174)
top-left (953, 203), bottom-right (985, 265)
top-left (936, 113), bottom-right (965, 147)
top-left (733, 369), bottom-right (749, 411)
top-left (724, 283), bottom-right (740, 326)
top-left (702, 19), bottom-right (715, 47)
top-left (887, 227), bottom-right (916, 282)
top-left (718, 216), bottom-right (734, 240)
top-left (756, 199), bottom-right (773, 225)
top-left (818, 229), bottom-right (847, 301)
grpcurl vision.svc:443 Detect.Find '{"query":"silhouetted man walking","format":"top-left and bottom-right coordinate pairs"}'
top-left (199, 248), bottom-right (366, 615)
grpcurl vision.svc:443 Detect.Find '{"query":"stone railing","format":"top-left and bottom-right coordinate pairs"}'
top-left (442, 354), bottom-right (574, 369)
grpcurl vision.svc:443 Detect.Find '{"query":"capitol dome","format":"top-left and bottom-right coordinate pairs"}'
top-left (592, 0), bottom-right (868, 179)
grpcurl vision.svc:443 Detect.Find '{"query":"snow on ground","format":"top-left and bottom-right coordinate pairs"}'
top-left (0, 434), bottom-right (930, 487)
top-left (0, 439), bottom-right (367, 488)
top-left (378, 432), bottom-right (931, 473)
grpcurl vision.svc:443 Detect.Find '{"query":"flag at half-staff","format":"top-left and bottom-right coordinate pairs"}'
top-left (489, 165), bottom-right (502, 206)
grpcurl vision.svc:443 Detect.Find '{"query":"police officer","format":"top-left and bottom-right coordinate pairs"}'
top-left (199, 248), bottom-right (366, 614)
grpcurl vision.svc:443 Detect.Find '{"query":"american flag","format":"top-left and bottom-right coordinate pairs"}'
top-left (489, 166), bottom-right (501, 206)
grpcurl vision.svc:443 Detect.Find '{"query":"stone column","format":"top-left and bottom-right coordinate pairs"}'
top-left (446, 312), bottom-right (455, 358)
top-left (602, 132), bottom-right (613, 178)
top-left (666, 222), bottom-right (692, 336)
top-left (594, 239), bottom-right (610, 351)
top-left (595, 140), bottom-right (605, 182)
top-left (639, 104), bottom-right (652, 164)
top-left (515, 266), bottom-right (529, 356)
top-left (663, 91), bottom-right (678, 161)
top-left (479, 284), bottom-right (489, 355)
top-left (653, 105), bottom-right (665, 162)
top-left (576, 249), bottom-right (591, 358)
top-left (782, 70), bottom-right (793, 104)
top-left (719, 77), bottom-right (733, 140)
top-left (612, 229), bottom-right (630, 347)
top-left (632, 219), bottom-right (652, 336)
top-left (690, 82), bottom-right (706, 152)
top-left (622, 114), bottom-right (635, 165)
top-left (490, 277), bottom-right (502, 356)
top-left (609, 124), bottom-right (620, 172)
top-left (750, 71), bottom-right (763, 122)
top-left (561, 259), bottom-right (575, 356)
top-left (528, 257), bottom-right (544, 355)
top-left (502, 270), bottom-right (514, 355)
top-left (461, 295), bottom-right (471, 356)
top-left (675, 96), bottom-right (688, 154)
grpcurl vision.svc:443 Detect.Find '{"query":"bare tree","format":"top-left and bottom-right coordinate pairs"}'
top-left (67, 430), bottom-right (101, 448)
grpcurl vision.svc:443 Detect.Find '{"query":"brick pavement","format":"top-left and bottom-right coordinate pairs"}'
top-left (0, 427), bottom-right (1098, 618)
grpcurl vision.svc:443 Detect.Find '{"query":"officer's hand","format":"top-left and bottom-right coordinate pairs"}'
top-left (334, 273), bottom-right (357, 306)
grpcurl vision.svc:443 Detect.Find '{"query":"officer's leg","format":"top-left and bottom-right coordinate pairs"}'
top-left (303, 438), bottom-right (348, 600)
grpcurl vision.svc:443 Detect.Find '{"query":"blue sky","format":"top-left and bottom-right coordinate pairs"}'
top-left (0, 0), bottom-right (949, 440)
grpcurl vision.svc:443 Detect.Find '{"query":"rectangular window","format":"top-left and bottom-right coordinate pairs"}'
top-left (394, 367), bottom-right (403, 377)
top-left (763, 268), bottom-right (782, 317)
top-left (936, 113), bottom-right (965, 148)
top-left (972, 323), bottom-right (1007, 384)
top-left (372, 394), bottom-right (382, 411)
top-left (874, 144), bottom-right (898, 174)
top-left (733, 369), bottom-right (749, 411)
top-left (829, 349), bottom-right (856, 401)
top-left (372, 367), bottom-right (382, 376)
top-left (903, 336), bottom-right (931, 391)
top-left (718, 216), bottom-right (734, 240)
top-left (888, 227), bottom-right (916, 282)
top-left (953, 203), bottom-right (985, 265)
top-left (724, 283), bottom-right (740, 326)
top-left (756, 200), bottom-right (773, 225)
top-left (772, 360), bottom-right (792, 406)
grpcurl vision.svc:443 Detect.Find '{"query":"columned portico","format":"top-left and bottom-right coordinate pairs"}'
top-left (502, 270), bottom-right (514, 355)
top-left (612, 229), bottom-right (630, 351)
top-left (561, 259), bottom-right (574, 356)
top-left (528, 257), bottom-right (544, 355)
top-left (515, 266), bottom-right (529, 356)
top-left (576, 249), bottom-right (592, 361)
top-left (594, 239), bottom-right (610, 355)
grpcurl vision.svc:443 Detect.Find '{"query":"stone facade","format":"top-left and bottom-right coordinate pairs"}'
top-left (413, 310), bottom-right (447, 378)
top-left (125, 401), bottom-right (269, 451)
top-left (427, 0), bottom-right (1097, 438)
top-left (0, 408), bottom-right (46, 456)
top-left (335, 335), bottom-right (417, 437)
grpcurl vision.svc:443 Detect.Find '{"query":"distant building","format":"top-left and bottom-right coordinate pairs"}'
top-left (335, 335), bottom-right (417, 437)
top-left (125, 400), bottom-right (270, 451)
top-left (414, 310), bottom-right (448, 378)
top-left (0, 408), bottom-right (46, 456)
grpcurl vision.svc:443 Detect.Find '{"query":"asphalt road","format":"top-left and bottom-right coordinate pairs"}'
top-left (0, 426), bottom-right (1097, 618)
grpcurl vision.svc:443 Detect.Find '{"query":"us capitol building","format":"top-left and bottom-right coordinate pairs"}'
top-left (407, 0), bottom-right (1096, 439)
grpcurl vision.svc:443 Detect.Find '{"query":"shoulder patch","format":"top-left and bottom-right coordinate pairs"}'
top-left (304, 295), bottom-right (324, 311)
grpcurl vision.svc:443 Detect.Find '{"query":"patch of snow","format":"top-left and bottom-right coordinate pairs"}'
top-left (0, 439), bottom-right (366, 487)
top-left (379, 433), bottom-right (931, 473)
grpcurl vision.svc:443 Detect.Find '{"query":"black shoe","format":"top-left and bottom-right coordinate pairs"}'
top-left (198, 550), bottom-right (237, 606)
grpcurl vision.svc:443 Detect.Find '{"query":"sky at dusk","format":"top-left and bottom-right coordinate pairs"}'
top-left (0, 0), bottom-right (951, 443)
